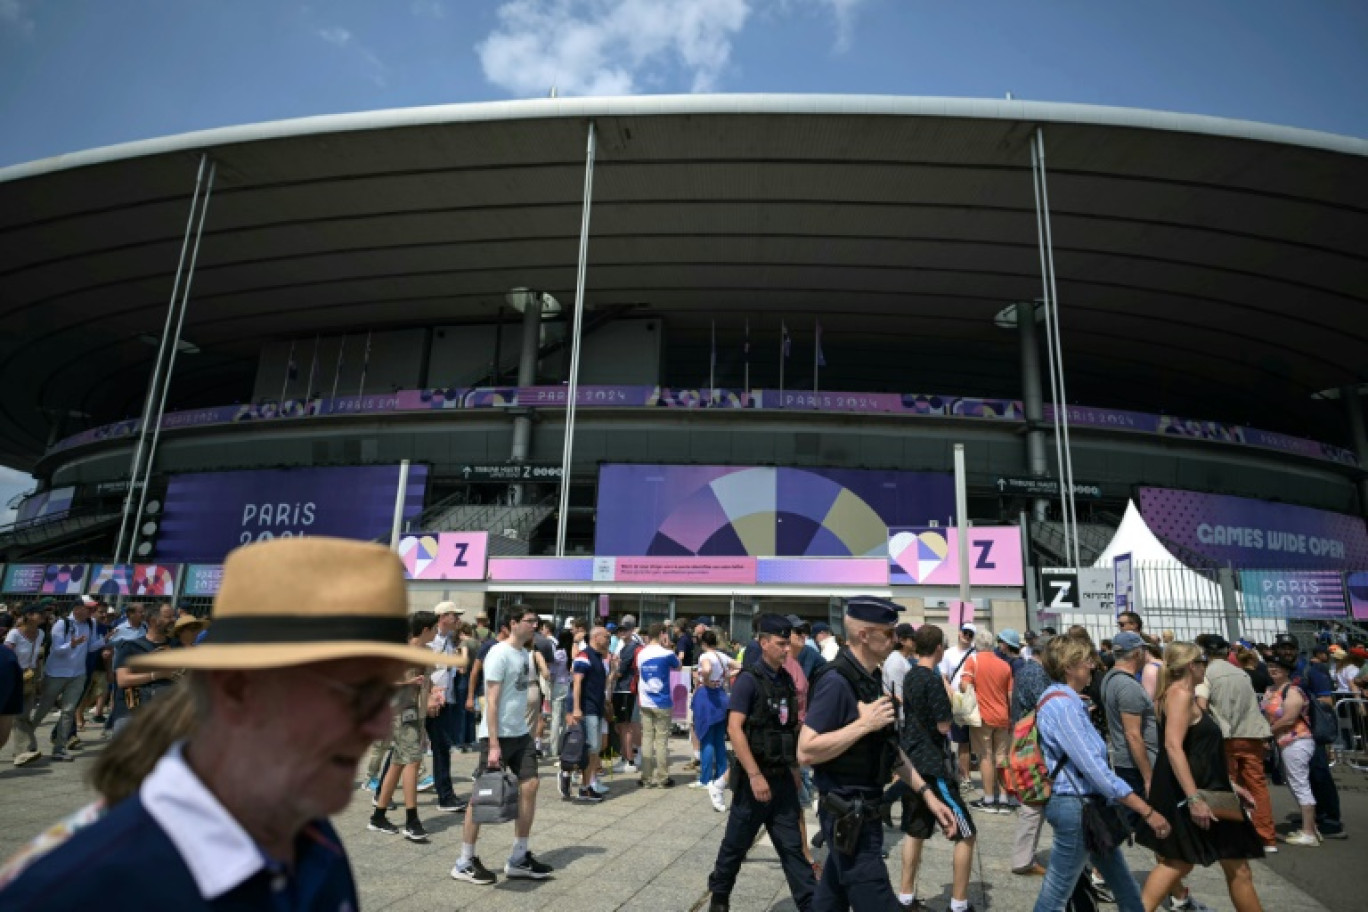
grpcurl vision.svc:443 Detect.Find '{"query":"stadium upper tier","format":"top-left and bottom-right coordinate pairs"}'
top-left (1, 95), bottom-right (1365, 472)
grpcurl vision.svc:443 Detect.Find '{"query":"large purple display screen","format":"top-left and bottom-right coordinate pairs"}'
top-left (595, 464), bottom-right (954, 557)
top-left (157, 465), bottom-right (428, 563)
top-left (1138, 486), bottom-right (1368, 571)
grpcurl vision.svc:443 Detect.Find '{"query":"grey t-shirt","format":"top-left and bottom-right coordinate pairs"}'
top-left (1102, 667), bottom-right (1157, 769)
top-left (481, 641), bottom-right (533, 739)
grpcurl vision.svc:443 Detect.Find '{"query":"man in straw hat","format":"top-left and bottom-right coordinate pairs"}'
top-left (0, 537), bottom-right (461, 910)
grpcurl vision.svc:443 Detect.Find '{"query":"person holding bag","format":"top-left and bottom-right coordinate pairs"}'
top-left (1136, 643), bottom-right (1264, 912)
top-left (1263, 657), bottom-right (1319, 846)
top-left (1032, 635), bottom-right (1168, 912)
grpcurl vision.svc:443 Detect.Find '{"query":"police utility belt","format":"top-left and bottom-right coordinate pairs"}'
top-left (818, 793), bottom-right (883, 854)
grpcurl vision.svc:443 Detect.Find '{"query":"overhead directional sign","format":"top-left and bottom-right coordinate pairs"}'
top-left (460, 463), bottom-right (563, 482)
top-left (995, 476), bottom-right (1102, 499)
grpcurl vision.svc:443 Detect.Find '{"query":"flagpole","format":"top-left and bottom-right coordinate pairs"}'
top-left (306, 334), bottom-right (319, 398)
top-left (279, 339), bottom-right (295, 405)
top-left (331, 335), bottom-right (346, 400)
top-left (743, 317), bottom-right (750, 395)
top-left (779, 321), bottom-right (787, 399)
top-left (709, 319), bottom-right (716, 405)
top-left (813, 321), bottom-right (820, 395)
top-left (357, 331), bottom-right (372, 398)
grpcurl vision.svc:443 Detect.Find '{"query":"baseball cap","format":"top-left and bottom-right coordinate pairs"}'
top-left (785, 614), bottom-right (804, 628)
top-left (80, 595), bottom-right (100, 608)
top-left (895, 622), bottom-right (917, 640)
top-left (606, 622), bottom-right (617, 631)
top-left (960, 623), bottom-right (977, 635)
top-left (1112, 631), bottom-right (1146, 652)
top-left (1274, 633), bottom-right (1298, 646)
top-left (1195, 633), bottom-right (1229, 654)
top-left (811, 622), bottom-right (832, 635)
top-left (997, 628), bottom-right (1022, 650)
top-left (619, 614), bottom-right (636, 629)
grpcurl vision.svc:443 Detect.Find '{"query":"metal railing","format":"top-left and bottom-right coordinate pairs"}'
top-left (1334, 698), bottom-right (1368, 773)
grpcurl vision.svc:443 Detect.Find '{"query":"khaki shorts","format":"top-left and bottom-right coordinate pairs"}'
top-left (969, 724), bottom-right (1010, 768)
top-left (390, 714), bottom-right (425, 765)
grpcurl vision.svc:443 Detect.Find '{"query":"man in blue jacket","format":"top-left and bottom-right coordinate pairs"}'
top-left (0, 536), bottom-right (462, 911)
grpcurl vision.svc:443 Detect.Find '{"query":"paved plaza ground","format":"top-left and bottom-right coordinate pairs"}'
top-left (1, 726), bottom-right (1361, 912)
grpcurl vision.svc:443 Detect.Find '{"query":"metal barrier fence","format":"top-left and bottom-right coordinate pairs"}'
top-left (1042, 562), bottom-right (1298, 645)
top-left (1335, 697), bottom-right (1368, 773)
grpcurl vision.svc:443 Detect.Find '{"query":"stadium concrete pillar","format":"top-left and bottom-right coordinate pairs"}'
top-left (114, 155), bottom-right (216, 563)
top-left (1344, 385), bottom-right (1368, 517)
top-left (509, 292), bottom-right (543, 505)
top-left (1017, 301), bottom-right (1049, 522)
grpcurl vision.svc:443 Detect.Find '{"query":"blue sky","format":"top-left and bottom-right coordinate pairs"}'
top-left (1, 0), bottom-right (1365, 514)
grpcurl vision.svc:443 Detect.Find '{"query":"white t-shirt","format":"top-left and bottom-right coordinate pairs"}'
top-left (479, 642), bottom-right (533, 740)
top-left (1337, 664), bottom-right (1360, 692)
top-left (4, 628), bottom-right (45, 670)
top-left (882, 650), bottom-right (911, 702)
top-left (940, 645), bottom-right (975, 688)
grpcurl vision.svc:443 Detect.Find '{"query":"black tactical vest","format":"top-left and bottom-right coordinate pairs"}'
top-left (811, 648), bottom-right (894, 788)
top-left (740, 664), bottom-right (800, 771)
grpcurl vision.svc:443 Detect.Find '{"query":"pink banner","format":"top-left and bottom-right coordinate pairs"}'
top-left (397, 532), bottom-right (489, 581)
top-left (755, 558), bottom-right (888, 585)
top-left (611, 557), bottom-right (758, 584)
top-left (487, 557), bottom-right (595, 582)
top-left (888, 527), bottom-right (1024, 586)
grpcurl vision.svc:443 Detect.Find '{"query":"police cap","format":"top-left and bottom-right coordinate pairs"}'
top-left (756, 613), bottom-right (792, 637)
top-left (844, 596), bottom-right (899, 626)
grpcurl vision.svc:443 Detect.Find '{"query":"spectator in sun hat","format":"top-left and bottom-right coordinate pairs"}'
top-left (0, 536), bottom-right (462, 911)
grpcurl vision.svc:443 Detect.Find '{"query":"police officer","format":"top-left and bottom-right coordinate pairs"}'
top-left (705, 614), bottom-right (816, 912)
top-left (798, 596), bottom-right (957, 911)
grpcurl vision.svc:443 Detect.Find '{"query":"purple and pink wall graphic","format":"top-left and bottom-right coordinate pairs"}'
top-left (595, 464), bottom-right (954, 558)
top-left (1138, 487), bottom-right (1368, 571)
top-left (888, 527), bottom-right (1024, 586)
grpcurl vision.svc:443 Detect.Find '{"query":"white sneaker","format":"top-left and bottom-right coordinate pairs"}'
top-left (1282, 831), bottom-right (1320, 847)
top-left (708, 779), bottom-right (727, 813)
top-left (615, 762), bottom-right (638, 774)
top-left (689, 780), bottom-right (708, 789)
top-left (590, 778), bottom-right (609, 795)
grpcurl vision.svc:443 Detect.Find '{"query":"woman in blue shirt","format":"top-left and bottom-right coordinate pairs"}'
top-left (1032, 635), bottom-right (1172, 912)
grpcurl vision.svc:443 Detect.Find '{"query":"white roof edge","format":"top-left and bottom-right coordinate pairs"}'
top-left (2, 94), bottom-right (1365, 185)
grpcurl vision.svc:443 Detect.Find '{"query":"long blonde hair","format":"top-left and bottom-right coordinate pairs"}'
top-left (88, 679), bottom-right (200, 805)
top-left (1155, 641), bottom-right (1201, 720)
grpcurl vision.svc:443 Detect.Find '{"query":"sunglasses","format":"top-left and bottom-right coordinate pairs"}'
top-left (298, 669), bottom-right (400, 725)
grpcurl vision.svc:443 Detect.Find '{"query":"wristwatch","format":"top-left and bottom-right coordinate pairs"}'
top-left (916, 783), bottom-right (932, 797)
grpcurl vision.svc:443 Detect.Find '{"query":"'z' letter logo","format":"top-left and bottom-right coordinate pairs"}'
top-left (972, 540), bottom-right (996, 570)
top-left (451, 543), bottom-right (469, 567)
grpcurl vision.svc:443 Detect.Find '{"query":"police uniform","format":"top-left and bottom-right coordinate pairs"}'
top-left (804, 597), bottom-right (908, 911)
top-left (706, 614), bottom-right (816, 912)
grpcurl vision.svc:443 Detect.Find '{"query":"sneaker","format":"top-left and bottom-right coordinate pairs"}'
top-left (403, 820), bottom-right (430, 843)
top-left (367, 815), bottom-right (400, 835)
top-left (558, 770), bottom-right (573, 800)
top-left (658, 778), bottom-right (676, 788)
top-left (505, 850), bottom-right (554, 879)
top-left (50, 749), bottom-right (73, 762)
top-left (417, 775), bottom-right (435, 792)
top-left (1319, 828), bottom-right (1348, 840)
top-left (66, 736), bottom-right (80, 750)
top-left (438, 799), bottom-right (468, 813)
top-left (1012, 863), bottom-right (1048, 876)
top-left (708, 779), bottom-right (727, 813)
top-left (451, 856), bottom-right (497, 885)
top-left (92, 714), bottom-right (106, 723)
top-left (1283, 831), bottom-right (1321, 847)
top-left (590, 778), bottom-right (609, 795)
top-left (1167, 894), bottom-right (1218, 911)
top-left (13, 751), bottom-right (41, 767)
top-left (1262, 844), bottom-right (1278, 854)
top-left (969, 798), bottom-right (999, 814)
top-left (576, 787), bottom-right (604, 803)
top-left (614, 761), bottom-right (638, 774)
top-left (689, 779), bottom-right (709, 789)
top-left (994, 800), bottom-right (1015, 814)
top-left (364, 776), bottom-right (380, 793)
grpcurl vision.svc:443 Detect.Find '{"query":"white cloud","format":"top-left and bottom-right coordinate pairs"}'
top-left (477, 0), bottom-right (870, 97)
top-left (411, 0), bottom-right (445, 18)
top-left (0, 0), bottom-right (36, 38)
top-left (0, 466), bottom-right (35, 527)
top-left (314, 25), bottom-right (388, 87)
top-left (478, 0), bottom-right (752, 97)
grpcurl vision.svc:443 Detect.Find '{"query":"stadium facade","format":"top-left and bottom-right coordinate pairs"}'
top-left (2, 95), bottom-right (1366, 639)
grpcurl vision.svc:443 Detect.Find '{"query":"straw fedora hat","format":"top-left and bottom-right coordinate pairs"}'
top-left (130, 536), bottom-right (462, 671)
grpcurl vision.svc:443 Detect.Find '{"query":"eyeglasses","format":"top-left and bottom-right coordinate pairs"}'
top-left (297, 669), bottom-right (400, 725)
top-left (516, 616), bottom-right (539, 626)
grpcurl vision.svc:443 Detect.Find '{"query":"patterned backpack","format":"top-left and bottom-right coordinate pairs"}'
top-left (1002, 691), bottom-right (1070, 806)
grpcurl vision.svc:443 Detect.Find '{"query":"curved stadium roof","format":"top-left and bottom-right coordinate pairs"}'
top-left (1, 95), bottom-right (1365, 472)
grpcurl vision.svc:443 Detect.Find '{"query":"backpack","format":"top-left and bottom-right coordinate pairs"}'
top-left (559, 721), bottom-right (589, 772)
top-left (616, 640), bottom-right (641, 692)
top-left (1282, 685), bottom-right (1338, 745)
top-left (1002, 690), bottom-right (1070, 806)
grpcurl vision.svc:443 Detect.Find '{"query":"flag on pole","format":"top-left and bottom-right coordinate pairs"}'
top-left (305, 335), bottom-right (319, 398)
top-left (782, 322), bottom-right (791, 359)
top-left (331, 335), bottom-right (346, 399)
top-left (357, 331), bottom-right (372, 397)
top-left (280, 340), bottom-right (297, 405)
top-left (815, 320), bottom-right (826, 368)
top-left (779, 320), bottom-right (790, 397)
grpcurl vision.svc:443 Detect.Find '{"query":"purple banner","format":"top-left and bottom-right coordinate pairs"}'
top-left (1239, 570), bottom-right (1348, 620)
top-left (50, 386), bottom-right (1359, 469)
top-left (1139, 487), bottom-right (1368, 571)
top-left (487, 557), bottom-right (595, 582)
top-left (156, 465), bottom-right (429, 563)
top-left (596, 464), bottom-right (954, 557)
top-left (755, 558), bottom-right (889, 585)
top-left (1348, 572), bottom-right (1368, 621)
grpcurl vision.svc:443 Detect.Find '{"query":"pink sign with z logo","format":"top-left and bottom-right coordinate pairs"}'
top-left (888, 527), bottom-right (1023, 586)
top-left (397, 532), bottom-right (489, 580)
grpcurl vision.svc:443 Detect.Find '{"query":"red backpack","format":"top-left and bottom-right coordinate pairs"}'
top-left (1001, 691), bottom-right (1070, 806)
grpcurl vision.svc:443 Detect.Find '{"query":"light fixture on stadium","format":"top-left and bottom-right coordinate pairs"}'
top-left (505, 288), bottom-right (562, 319)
